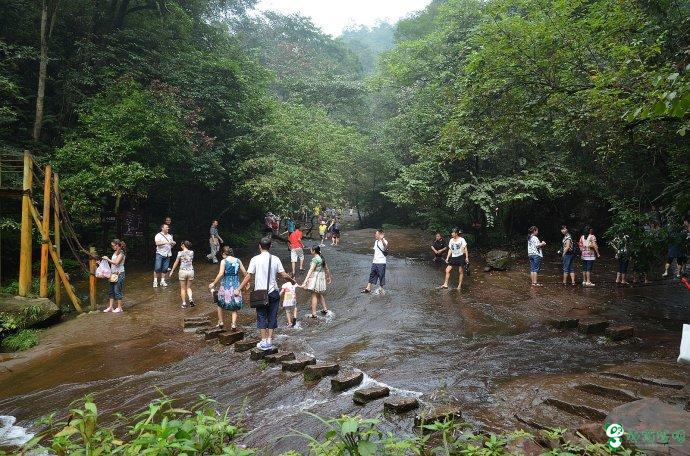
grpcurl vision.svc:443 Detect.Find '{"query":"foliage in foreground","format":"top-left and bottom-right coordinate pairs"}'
top-left (11, 396), bottom-right (640, 455)
top-left (0, 329), bottom-right (38, 352)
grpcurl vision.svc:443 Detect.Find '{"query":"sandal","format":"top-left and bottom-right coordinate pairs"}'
top-left (216, 324), bottom-right (224, 330)
top-left (189, 300), bottom-right (195, 307)
top-left (181, 303), bottom-right (188, 309)
top-left (361, 288), bottom-right (371, 294)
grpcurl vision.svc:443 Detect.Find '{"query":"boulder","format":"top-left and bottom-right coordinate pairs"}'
top-left (547, 317), bottom-right (580, 330)
top-left (606, 325), bottom-right (634, 341)
top-left (249, 347), bottom-right (278, 360)
top-left (384, 397), bottom-right (419, 414)
top-left (578, 319), bottom-right (609, 335)
top-left (282, 357), bottom-right (316, 372)
top-left (265, 352), bottom-right (295, 363)
top-left (415, 406), bottom-right (463, 429)
top-left (218, 331), bottom-right (244, 346)
top-left (304, 362), bottom-right (340, 382)
top-left (235, 339), bottom-right (260, 352)
top-left (0, 295), bottom-right (60, 328)
top-left (353, 386), bottom-right (390, 405)
top-left (331, 371), bottom-right (364, 392)
top-left (485, 250), bottom-right (511, 271)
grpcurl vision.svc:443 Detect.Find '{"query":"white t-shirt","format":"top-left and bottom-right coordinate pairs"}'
top-left (372, 239), bottom-right (388, 264)
top-left (281, 282), bottom-right (297, 307)
top-left (247, 251), bottom-right (285, 293)
top-left (527, 235), bottom-right (543, 258)
top-left (581, 235), bottom-right (597, 261)
top-left (448, 237), bottom-right (467, 257)
top-left (155, 232), bottom-right (174, 257)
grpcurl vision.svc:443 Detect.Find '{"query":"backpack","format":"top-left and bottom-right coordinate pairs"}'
top-left (571, 238), bottom-right (582, 257)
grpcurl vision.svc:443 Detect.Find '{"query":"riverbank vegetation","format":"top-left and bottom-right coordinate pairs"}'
top-left (15, 396), bottom-right (635, 455)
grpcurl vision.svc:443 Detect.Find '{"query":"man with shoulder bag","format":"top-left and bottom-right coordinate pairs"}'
top-left (237, 237), bottom-right (295, 350)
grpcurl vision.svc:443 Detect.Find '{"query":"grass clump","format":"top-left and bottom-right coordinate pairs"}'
top-left (0, 329), bottom-right (38, 352)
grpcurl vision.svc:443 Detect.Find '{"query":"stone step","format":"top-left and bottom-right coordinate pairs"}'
top-left (353, 386), bottom-right (390, 405)
top-left (265, 352), bottom-right (295, 363)
top-left (600, 372), bottom-right (686, 390)
top-left (577, 319), bottom-right (609, 335)
top-left (588, 374), bottom-right (677, 400)
top-left (599, 361), bottom-right (690, 390)
top-left (304, 363), bottom-right (340, 382)
top-left (574, 383), bottom-right (639, 402)
top-left (183, 318), bottom-right (210, 328)
top-left (218, 331), bottom-right (244, 346)
top-left (235, 339), bottom-right (260, 352)
top-left (544, 396), bottom-right (609, 422)
top-left (605, 325), bottom-right (634, 341)
top-left (282, 356), bottom-right (316, 372)
top-left (547, 317), bottom-right (579, 330)
top-left (514, 403), bottom-right (585, 432)
top-left (331, 371), bottom-right (364, 393)
top-left (414, 406), bottom-right (463, 429)
top-left (204, 328), bottom-right (225, 340)
top-left (384, 397), bottom-right (419, 414)
top-left (249, 347), bottom-right (279, 360)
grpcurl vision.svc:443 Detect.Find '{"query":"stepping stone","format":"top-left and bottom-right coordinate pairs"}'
top-left (183, 318), bottom-right (210, 328)
top-left (578, 319), bottom-right (609, 335)
top-left (547, 317), bottom-right (579, 330)
top-left (606, 325), bottom-right (634, 341)
top-left (304, 362), bottom-right (340, 382)
top-left (265, 352), bottom-right (295, 363)
top-left (250, 347), bottom-right (278, 360)
top-left (282, 357), bottom-right (316, 372)
top-left (218, 331), bottom-right (244, 346)
top-left (235, 339), bottom-right (260, 352)
top-left (353, 386), bottom-right (390, 405)
top-left (384, 397), bottom-right (419, 414)
top-left (331, 371), bottom-right (364, 392)
top-left (414, 406), bottom-right (462, 429)
top-left (204, 328), bottom-right (225, 340)
top-left (544, 397), bottom-right (607, 421)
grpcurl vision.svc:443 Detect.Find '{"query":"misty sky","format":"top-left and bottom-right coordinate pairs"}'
top-left (254, 0), bottom-right (432, 36)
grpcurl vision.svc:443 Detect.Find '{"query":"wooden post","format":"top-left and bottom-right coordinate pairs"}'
top-left (89, 246), bottom-right (97, 311)
top-left (53, 173), bottom-right (61, 308)
top-left (18, 151), bottom-right (33, 297)
top-left (39, 164), bottom-right (52, 297)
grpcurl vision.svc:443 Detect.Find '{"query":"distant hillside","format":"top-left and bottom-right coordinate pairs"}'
top-left (338, 23), bottom-right (395, 74)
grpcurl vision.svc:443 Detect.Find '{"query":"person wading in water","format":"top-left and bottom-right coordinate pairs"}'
top-left (440, 228), bottom-right (469, 290)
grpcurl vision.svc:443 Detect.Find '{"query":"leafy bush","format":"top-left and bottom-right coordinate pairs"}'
top-left (0, 329), bottom-right (38, 351)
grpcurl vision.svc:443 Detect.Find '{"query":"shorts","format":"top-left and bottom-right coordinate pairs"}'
top-left (154, 253), bottom-right (171, 273)
top-left (618, 257), bottom-right (629, 274)
top-left (283, 301), bottom-right (296, 308)
top-left (562, 254), bottom-right (574, 273)
top-left (368, 263), bottom-right (386, 286)
top-left (256, 290), bottom-right (280, 330)
top-left (448, 255), bottom-right (466, 267)
top-left (290, 248), bottom-right (304, 263)
top-left (332, 229), bottom-right (341, 238)
top-left (178, 269), bottom-right (194, 281)
top-left (108, 272), bottom-right (125, 300)
top-left (582, 259), bottom-right (595, 272)
top-left (529, 255), bottom-right (542, 273)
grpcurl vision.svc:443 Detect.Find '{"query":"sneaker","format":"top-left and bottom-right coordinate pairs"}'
top-left (103, 307), bottom-right (113, 313)
top-left (113, 308), bottom-right (123, 313)
top-left (256, 341), bottom-right (265, 348)
top-left (160, 280), bottom-right (168, 287)
top-left (262, 342), bottom-right (274, 351)
top-left (189, 300), bottom-right (195, 307)
top-left (662, 272), bottom-right (668, 277)
top-left (181, 303), bottom-right (188, 309)
top-left (153, 281), bottom-right (158, 288)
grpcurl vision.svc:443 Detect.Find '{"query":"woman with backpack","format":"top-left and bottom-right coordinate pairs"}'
top-left (560, 225), bottom-right (577, 285)
top-left (579, 226), bottom-right (601, 287)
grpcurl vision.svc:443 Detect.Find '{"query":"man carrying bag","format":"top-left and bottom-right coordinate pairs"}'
top-left (238, 237), bottom-right (295, 350)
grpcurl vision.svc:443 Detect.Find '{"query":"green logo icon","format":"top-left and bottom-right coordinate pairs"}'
top-left (606, 423), bottom-right (624, 450)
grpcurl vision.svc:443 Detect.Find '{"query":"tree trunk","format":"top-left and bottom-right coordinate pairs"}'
top-left (32, 0), bottom-right (59, 143)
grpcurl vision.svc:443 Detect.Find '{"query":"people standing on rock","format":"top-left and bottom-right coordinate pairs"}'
top-left (102, 239), bottom-right (126, 313)
top-left (207, 220), bottom-right (223, 264)
top-left (611, 233), bottom-right (630, 285)
top-left (169, 241), bottom-right (195, 308)
top-left (302, 246), bottom-right (332, 318)
top-left (288, 224), bottom-right (305, 276)
top-left (579, 226), bottom-right (600, 287)
top-left (527, 226), bottom-right (546, 287)
top-left (441, 228), bottom-right (469, 290)
top-left (362, 229), bottom-right (389, 294)
top-left (209, 246), bottom-right (246, 331)
top-left (153, 224), bottom-right (175, 288)
top-left (318, 220), bottom-right (327, 246)
top-left (280, 280), bottom-right (299, 327)
top-left (431, 232), bottom-right (448, 262)
top-left (237, 238), bottom-right (295, 350)
top-left (560, 225), bottom-right (576, 285)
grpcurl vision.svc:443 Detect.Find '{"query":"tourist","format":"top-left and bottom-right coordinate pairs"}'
top-left (318, 220), bottom-right (327, 246)
top-left (207, 220), bottom-right (223, 264)
top-left (302, 246), bottom-right (332, 318)
top-left (169, 240), bottom-right (195, 308)
top-left (331, 217), bottom-right (342, 246)
top-left (280, 280), bottom-right (299, 327)
top-left (527, 226), bottom-right (546, 287)
top-left (237, 238), bottom-right (295, 350)
top-left (611, 233), bottom-right (630, 285)
top-left (579, 226), bottom-right (600, 287)
top-left (663, 225), bottom-right (687, 278)
top-left (560, 225), bottom-right (576, 285)
top-left (102, 239), bottom-right (126, 313)
top-left (153, 223), bottom-right (175, 287)
top-left (164, 216), bottom-right (174, 271)
top-left (441, 228), bottom-right (469, 290)
top-left (431, 232), bottom-right (448, 262)
top-left (288, 223), bottom-right (305, 276)
top-left (362, 229), bottom-right (388, 294)
top-left (681, 214), bottom-right (690, 289)
top-left (209, 246), bottom-right (246, 330)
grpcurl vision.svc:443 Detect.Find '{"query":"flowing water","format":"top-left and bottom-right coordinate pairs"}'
top-left (0, 228), bottom-right (687, 452)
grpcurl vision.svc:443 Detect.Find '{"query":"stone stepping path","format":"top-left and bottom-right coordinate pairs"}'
top-left (546, 317), bottom-right (636, 341)
top-left (304, 363), bottom-right (340, 382)
top-left (282, 356), bottom-right (316, 372)
top-left (265, 352), bottom-right (295, 363)
top-left (384, 397), bottom-right (419, 414)
top-left (250, 346), bottom-right (278, 360)
top-left (353, 386), bottom-right (390, 405)
top-left (219, 331), bottom-right (244, 345)
top-left (331, 371), bottom-right (363, 392)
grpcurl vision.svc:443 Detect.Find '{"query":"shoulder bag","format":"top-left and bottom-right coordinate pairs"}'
top-left (249, 254), bottom-right (272, 308)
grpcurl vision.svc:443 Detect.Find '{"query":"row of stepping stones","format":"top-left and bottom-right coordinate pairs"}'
top-left (183, 316), bottom-right (460, 426)
top-left (546, 317), bottom-right (634, 341)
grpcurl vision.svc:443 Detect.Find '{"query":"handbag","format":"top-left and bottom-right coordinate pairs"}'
top-left (249, 254), bottom-right (272, 308)
top-left (376, 240), bottom-right (389, 257)
top-left (109, 272), bottom-right (120, 283)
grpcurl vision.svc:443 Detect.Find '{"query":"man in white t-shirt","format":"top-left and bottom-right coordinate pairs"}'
top-left (362, 229), bottom-right (388, 294)
top-left (237, 237), bottom-right (295, 350)
top-left (153, 224), bottom-right (175, 288)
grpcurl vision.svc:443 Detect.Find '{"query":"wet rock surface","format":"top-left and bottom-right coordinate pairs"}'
top-left (578, 319), bottom-right (609, 335)
top-left (264, 352), bottom-right (295, 363)
top-left (331, 371), bottom-right (363, 392)
top-left (304, 363), bottom-right (339, 382)
top-left (203, 328), bottom-right (224, 340)
top-left (234, 339), bottom-right (260, 352)
top-left (547, 317), bottom-right (579, 330)
top-left (415, 406), bottom-right (463, 429)
top-left (282, 357), bottom-right (317, 372)
top-left (383, 397), bottom-right (419, 414)
top-left (249, 347), bottom-right (278, 360)
top-left (218, 331), bottom-right (244, 345)
top-left (606, 325), bottom-right (635, 341)
top-left (485, 250), bottom-right (512, 270)
top-left (353, 386), bottom-right (390, 405)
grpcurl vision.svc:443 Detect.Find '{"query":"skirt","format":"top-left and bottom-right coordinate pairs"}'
top-left (217, 286), bottom-right (243, 311)
top-left (306, 271), bottom-right (327, 293)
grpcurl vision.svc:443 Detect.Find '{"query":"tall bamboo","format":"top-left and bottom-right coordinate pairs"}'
top-left (18, 151), bottom-right (33, 296)
top-left (39, 165), bottom-right (52, 297)
top-left (53, 173), bottom-right (61, 307)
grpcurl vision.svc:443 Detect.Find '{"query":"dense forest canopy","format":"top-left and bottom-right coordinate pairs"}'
top-left (1, 0), bottom-right (689, 276)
